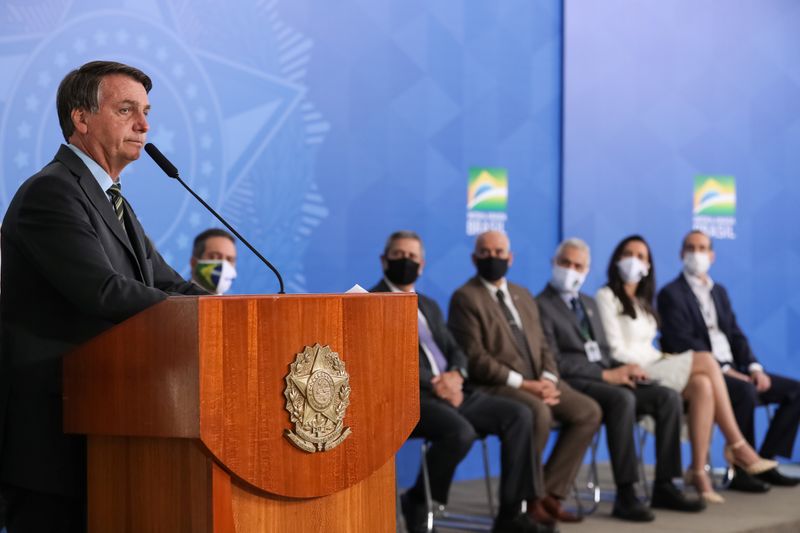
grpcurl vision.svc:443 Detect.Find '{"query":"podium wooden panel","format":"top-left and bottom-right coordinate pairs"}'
top-left (63, 293), bottom-right (419, 532)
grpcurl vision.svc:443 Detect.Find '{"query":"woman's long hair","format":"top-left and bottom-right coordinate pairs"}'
top-left (605, 234), bottom-right (658, 320)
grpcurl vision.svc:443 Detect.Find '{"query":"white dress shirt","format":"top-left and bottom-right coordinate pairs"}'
top-left (479, 277), bottom-right (558, 388)
top-left (683, 271), bottom-right (763, 374)
top-left (384, 277), bottom-right (443, 376)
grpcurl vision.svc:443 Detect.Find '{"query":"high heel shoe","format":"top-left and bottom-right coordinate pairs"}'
top-left (724, 440), bottom-right (778, 475)
top-left (684, 469), bottom-right (725, 504)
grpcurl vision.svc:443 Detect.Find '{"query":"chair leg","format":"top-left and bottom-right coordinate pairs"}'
top-left (420, 441), bottom-right (435, 533)
top-left (635, 423), bottom-right (651, 502)
top-left (571, 428), bottom-right (600, 516)
top-left (481, 438), bottom-right (496, 517)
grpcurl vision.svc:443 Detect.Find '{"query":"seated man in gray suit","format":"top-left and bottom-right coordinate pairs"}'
top-left (536, 238), bottom-right (704, 520)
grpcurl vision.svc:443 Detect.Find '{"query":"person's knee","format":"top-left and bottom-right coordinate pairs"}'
top-left (688, 374), bottom-right (713, 399)
top-left (451, 423), bottom-right (479, 451)
top-left (509, 401), bottom-right (534, 430)
top-left (580, 396), bottom-right (603, 428)
top-left (608, 387), bottom-right (637, 418)
top-left (532, 402), bottom-right (553, 435)
top-left (657, 385), bottom-right (683, 416)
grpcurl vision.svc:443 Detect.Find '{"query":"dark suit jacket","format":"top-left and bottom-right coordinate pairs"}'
top-left (658, 273), bottom-right (758, 371)
top-left (536, 284), bottom-right (614, 381)
top-left (448, 276), bottom-right (558, 386)
top-left (370, 280), bottom-right (467, 393)
top-left (0, 145), bottom-right (206, 496)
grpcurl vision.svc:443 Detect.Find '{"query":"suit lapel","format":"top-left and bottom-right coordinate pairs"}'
top-left (56, 146), bottom-right (145, 282)
top-left (678, 275), bottom-right (707, 326)
top-left (544, 285), bottom-right (585, 340)
top-left (121, 203), bottom-right (150, 285)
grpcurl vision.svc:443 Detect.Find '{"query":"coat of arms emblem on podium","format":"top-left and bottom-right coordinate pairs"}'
top-left (284, 344), bottom-right (352, 452)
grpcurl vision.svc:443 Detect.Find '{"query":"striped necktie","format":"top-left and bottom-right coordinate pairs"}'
top-left (107, 183), bottom-right (125, 225)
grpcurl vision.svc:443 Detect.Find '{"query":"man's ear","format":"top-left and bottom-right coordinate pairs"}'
top-left (380, 255), bottom-right (388, 272)
top-left (190, 257), bottom-right (198, 271)
top-left (508, 251), bottom-right (514, 268)
top-left (71, 108), bottom-right (89, 135)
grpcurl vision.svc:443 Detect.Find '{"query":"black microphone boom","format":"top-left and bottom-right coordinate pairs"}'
top-left (144, 142), bottom-right (285, 294)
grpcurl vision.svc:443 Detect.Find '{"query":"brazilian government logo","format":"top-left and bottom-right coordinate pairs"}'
top-left (466, 167), bottom-right (509, 236)
top-left (284, 344), bottom-right (352, 453)
top-left (692, 175), bottom-right (736, 239)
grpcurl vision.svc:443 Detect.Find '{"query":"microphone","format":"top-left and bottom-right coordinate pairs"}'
top-left (144, 143), bottom-right (285, 294)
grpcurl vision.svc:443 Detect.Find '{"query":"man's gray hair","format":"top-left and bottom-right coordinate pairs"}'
top-left (555, 237), bottom-right (591, 265)
top-left (383, 230), bottom-right (425, 258)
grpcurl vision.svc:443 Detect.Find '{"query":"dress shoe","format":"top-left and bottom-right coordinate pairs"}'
top-left (728, 467), bottom-right (771, 493)
top-left (651, 480), bottom-right (707, 511)
top-left (541, 494), bottom-right (583, 523)
top-left (401, 492), bottom-right (435, 533)
top-left (611, 498), bottom-right (655, 522)
top-left (493, 512), bottom-right (559, 533)
top-left (756, 467), bottom-right (800, 487)
top-left (528, 498), bottom-right (556, 526)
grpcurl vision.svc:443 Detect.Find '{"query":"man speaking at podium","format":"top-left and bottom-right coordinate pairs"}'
top-left (0, 61), bottom-right (207, 532)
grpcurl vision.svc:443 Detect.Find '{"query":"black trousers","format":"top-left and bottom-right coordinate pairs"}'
top-left (407, 389), bottom-right (535, 508)
top-left (568, 379), bottom-right (684, 485)
top-left (1, 485), bottom-right (85, 533)
top-left (725, 372), bottom-right (800, 459)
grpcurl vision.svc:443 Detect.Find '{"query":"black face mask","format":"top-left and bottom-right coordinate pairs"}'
top-left (475, 256), bottom-right (509, 282)
top-left (384, 257), bottom-right (420, 286)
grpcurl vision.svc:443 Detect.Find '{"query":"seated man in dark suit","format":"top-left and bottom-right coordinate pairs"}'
top-left (658, 230), bottom-right (800, 489)
top-left (536, 238), bottom-right (704, 519)
top-left (371, 231), bottom-right (550, 533)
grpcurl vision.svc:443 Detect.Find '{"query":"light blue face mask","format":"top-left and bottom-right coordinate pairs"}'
top-left (193, 259), bottom-right (237, 294)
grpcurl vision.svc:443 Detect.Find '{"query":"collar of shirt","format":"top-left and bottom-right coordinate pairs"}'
top-left (553, 283), bottom-right (580, 308)
top-left (683, 270), bottom-right (715, 293)
top-left (67, 143), bottom-right (116, 195)
top-left (384, 277), bottom-right (415, 294)
top-left (479, 276), bottom-right (508, 298)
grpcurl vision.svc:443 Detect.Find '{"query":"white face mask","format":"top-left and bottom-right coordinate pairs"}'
top-left (617, 256), bottom-right (649, 284)
top-left (683, 252), bottom-right (711, 276)
top-left (193, 259), bottom-right (237, 295)
top-left (551, 265), bottom-right (587, 295)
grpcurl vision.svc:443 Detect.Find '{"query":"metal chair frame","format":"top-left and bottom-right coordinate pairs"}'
top-left (419, 438), bottom-right (495, 532)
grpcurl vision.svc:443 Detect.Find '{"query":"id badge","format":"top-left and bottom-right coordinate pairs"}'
top-left (584, 340), bottom-right (602, 363)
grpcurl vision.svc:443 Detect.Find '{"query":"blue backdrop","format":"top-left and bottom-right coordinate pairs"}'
top-left (563, 0), bottom-right (800, 464)
top-left (1, 0), bottom-right (797, 489)
top-left (0, 0), bottom-right (563, 485)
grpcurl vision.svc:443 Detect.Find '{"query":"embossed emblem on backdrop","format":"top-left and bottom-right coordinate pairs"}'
top-left (466, 167), bottom-right (508, 236)
top-left (0, 1), bottom-right (330, 292)
top-left (692, 175), bottom-right (736, 239)
top-left (284, 344), bottom-right (352, 453)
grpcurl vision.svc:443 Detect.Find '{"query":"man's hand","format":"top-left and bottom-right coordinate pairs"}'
top-left (432, 370), bottom-right (464, 407)
top-left (602, 364), bottom-right (647, 388)
top-left (751, 370), bottom-right (772, 393)
top-left (521, 379), bottom-right (561, 405)
top-left (725, 368), bottom-right (750, 382)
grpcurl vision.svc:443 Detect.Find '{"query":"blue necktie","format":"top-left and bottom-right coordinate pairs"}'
top-left (571, 297), bottom-right (592, 340)
top-left (418, 315), bottom-right (449, 374)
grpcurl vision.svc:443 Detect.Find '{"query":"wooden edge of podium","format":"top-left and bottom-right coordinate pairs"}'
top-left (87, 436), bottom-right (396, 533)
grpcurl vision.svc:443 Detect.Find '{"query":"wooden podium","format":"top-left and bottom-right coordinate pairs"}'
top-left (63, 293), bottom-right (419, 532)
